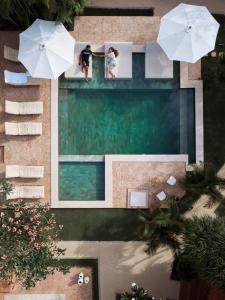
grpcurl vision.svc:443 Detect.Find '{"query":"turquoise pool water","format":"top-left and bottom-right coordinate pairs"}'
top-left (59, 162), bottom-right (105, 200)
top-left (58, 54), bottom-right (195, 201)
top-left (59, 89), bottom-right (194, 156)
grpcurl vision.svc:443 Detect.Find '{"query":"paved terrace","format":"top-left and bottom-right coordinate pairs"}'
top-left (0, 266), bottom-right (92, 300)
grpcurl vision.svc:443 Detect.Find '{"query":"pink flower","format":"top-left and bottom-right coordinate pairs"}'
top-left (29, 217), bottom-right (34, 222)
top-left (15, 213), bottom-right (20, 219)
top-left (12, 227), bottom-right (17, 232)
top-left (28, 230), bottom-right (33, 236)
top-left (2, 224), bottom-right (6, 228)
top-left (14, 207), bottom-right (20, 212)
top-left (23, 225), bottom-right (29, 231)
top-left (8, 217), bottom-right (13, 223)
top-left (7, 226), bottom-right (11, 232)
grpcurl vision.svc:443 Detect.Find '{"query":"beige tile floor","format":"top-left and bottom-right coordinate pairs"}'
top-left (112, 161), bottom-right (186, 208)
top-left (1, 267), bottom-right (92, 300)
top-left (0, 31), bottom-right (51, 204)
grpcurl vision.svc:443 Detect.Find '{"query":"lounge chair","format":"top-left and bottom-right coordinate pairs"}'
top-left (167, 175), bottom-right (177, 186)
top-left (156, 191), bottom-right (167, 201)
top-left (145, 42), bottom-right (173, 79)
top-left (4, 70), bottom-right (41, 86)
top-left (105, 42), bottom-right (133, 79)
top-left (5, 100), bottom-right (43, 115)
top-left (65, 42), bottom-right (92, 79)
top-left (127, 189), bottom-right (149, 208)
top-left (5, 122), bottom-right (42, 135)
top-left (7, 185), bottom-right (45, 200)
top-left (6, 165), bottom-right (44, 178)
top-left (4, 45), bottom-right (19, 63)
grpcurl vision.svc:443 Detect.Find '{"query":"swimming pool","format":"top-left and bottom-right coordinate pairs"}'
top-left (58, 54), bottom-right (195, 201)
top-left (59, 88), bottom-right (194, 156)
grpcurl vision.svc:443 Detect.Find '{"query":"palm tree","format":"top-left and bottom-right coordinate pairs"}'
top-left (180, 163), bottom-right (225, 216)
top-left (138, 199), bottom-right (186, 255)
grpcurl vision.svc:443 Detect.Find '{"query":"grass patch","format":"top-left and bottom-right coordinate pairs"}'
top-left (54, 209), bottom-right (140, 241)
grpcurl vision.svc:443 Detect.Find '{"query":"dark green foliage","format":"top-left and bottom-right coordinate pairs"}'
top-left (138, 199), bottom-right (186, 255)
top-left (177, 216), bottom-right (225, 291)
top-left (180, 163), bottom-right (225, 216)
top-left (0, 0), bottom-right (90, 29)
top-left (0, 177), bottom-right (13, 201)
top-left (120, 283), bottom-right (157, 300)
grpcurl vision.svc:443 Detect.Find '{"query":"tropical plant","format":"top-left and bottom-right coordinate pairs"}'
top-left (0, 177), bottom-right (13, 202)
top-left (173, 216), bottom-right (225, 291)
top-left (0, 0), bottom-right (90, 29)
top-left (138, 199), bottom-right (186, 255)
top-left (0, 199), bottom-right (69, 289)
top-left (120, 282), bottom-right (159, 300)
top-left (180, 163), bottom-right (225, 216)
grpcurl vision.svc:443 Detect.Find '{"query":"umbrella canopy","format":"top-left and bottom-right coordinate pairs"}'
top-left (18, 19), bottom-right (75, 79)
top-left (157, 3), bottom-right (220, 63)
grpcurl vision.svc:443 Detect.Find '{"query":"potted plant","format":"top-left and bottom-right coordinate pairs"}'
top-left (118, 282), bottom-right (165, 300)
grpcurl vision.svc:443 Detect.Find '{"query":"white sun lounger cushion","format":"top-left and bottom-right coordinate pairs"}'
top-left (65, 42), bottom-right (92, 79)
top-left (7, 186), bottom-right (45, 200)
top-left (4, 46), bottom-right (19, 62)
top-left (156, 191), bottom-right (167, 201)
top-left (4, 70), bottom-right (41, 86)
top-left (145, 42), bottom-right (173, 79)
top-left (105, 42), bottom-right (133, 79)
top-left (6, 165), bottom-right (44, 178)
top-left (5, 100), bottom-right (43, 115)
top-left (5, 122), bottom-right (42, 135)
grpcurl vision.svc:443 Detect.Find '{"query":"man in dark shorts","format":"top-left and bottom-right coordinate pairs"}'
top-left (79, 45), bottom-right (99, 81)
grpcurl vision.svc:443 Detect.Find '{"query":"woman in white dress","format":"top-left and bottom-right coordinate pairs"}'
top-left (105, 47), bottom-right (119, 78)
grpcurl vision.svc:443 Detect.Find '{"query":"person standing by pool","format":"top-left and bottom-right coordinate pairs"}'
top-left (105, 47), bottom-right (119, 79)
top-left (79, 45), bottom-right (99, 81)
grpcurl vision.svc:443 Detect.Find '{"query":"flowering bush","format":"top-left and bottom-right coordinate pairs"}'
top-left (0, 199), bottom-right (69, 289)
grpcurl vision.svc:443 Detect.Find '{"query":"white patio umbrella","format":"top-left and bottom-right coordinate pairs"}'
top-left (18, 19), bottom-right (75, 79)
top-left (157, 3), bottom-right (220, 63)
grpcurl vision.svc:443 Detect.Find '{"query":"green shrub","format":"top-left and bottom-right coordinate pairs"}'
top-left (174, 216), bottom-right (225, 290)
top-left (0, 0), bottom-right (90, 29)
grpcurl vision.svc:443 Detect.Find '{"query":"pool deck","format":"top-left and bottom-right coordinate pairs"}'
top-left (0, 31), bottom-right (51, 204)
top-left (0, 16), bottom-right (203, 207)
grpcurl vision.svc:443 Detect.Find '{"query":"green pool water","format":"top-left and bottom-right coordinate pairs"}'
top-left (59, 89), bottom-right (195, 155)
top-left (58, 54), bottom-right (195, 201)
top-left (59, 162), bottom-right (105, 200)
